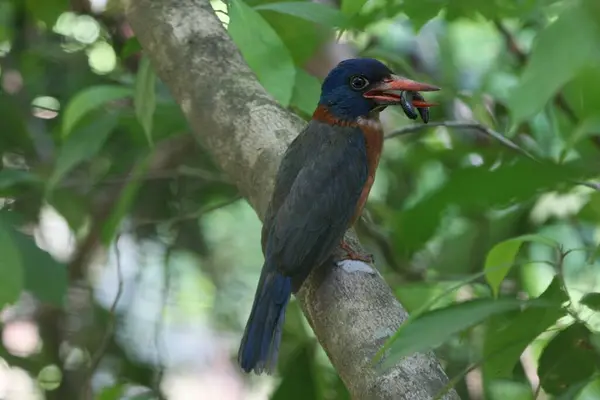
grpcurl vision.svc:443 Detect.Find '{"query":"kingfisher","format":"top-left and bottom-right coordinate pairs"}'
top-left (238, 58), bottom-right (439, 374)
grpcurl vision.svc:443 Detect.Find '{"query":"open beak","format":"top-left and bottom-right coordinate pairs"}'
top-left (364, 75), bottom-right (440, 106)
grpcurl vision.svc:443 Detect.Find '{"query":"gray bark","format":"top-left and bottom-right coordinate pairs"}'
top-left (124, 1), bottom-right (459, 399)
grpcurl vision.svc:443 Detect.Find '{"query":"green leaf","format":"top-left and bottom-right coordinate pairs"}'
top-left (563, 65), bottom-right (600, 121)
top-left (121, 37), bottom-right (142, 59)
top-left (395, 282), bottom-right (456, 313)
top-left (508, 5), bottom-right (600, 123)
top-left (246, 0), bottom-right (324, 65)
top-left (578, 192), bottom-right (600, 222)
top-left (395, 281), bottom-right (490, 313)
top-left (96, 384), bottom-right (126, 400)
top-left (560, 117), bottom-right (600, 162)
top-left (377, 298), bottom-right (550, 369)
top-left (0, 94), bottom-right (35, 155)
top-left (48, 189), bottom-right (89, 232)
top-left (0, 170), bottom-right (42, 191)
top-left (445, 0), bottom-right (497, 20)
top-left (484, 234), bottom-right (558, 297)
top-left (62, 85), bottom-right (132, 138)
top-left (0, 2), bottom-right (15, 42)
top-left (0, 211), bottom-right (67, 306)
top-left (483, 278), bottom-right (567, 380)
top-left (134, 57), bottom-right (157, 147)
top-left (26, 0), bottom-right (68, 26)
top-left (487, 380), bottom-right (538, 400)
top-left (402, 0), bottom-right (446, 30)
top-left (14, 229), bottom-right (67, 307)
top-left (554, 378), bottom-right (596, 400)
top-left (229, 0), bottom-right (296, 106)
top-left (100, 154), bottom-right (151, 245)
top-left (538, 323), bottom-right (598, 395)
top-left (580, 292), bottom-right (600, 311)
top-left (290, 69), bottom-right (321, 117)
top-left (49, 113), bottom-right (119, 190)
top-left (340, 0), bottom-right (367, 17)
top-left (393, 158), bottom-right (595, 253)
top-left (0, 214), bottom-right (25, 307)
top-left (255, 2), bottom-right (348, 27)
top-left (271, 341), bottom-right (320, 400)
top-left (577, 377), bottom-right (600, 400)
top-left (330, 373), bottom-right (351, 400)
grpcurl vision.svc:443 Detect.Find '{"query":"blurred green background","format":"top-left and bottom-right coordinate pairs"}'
top-left (1, 0), bottom-right (600, 399)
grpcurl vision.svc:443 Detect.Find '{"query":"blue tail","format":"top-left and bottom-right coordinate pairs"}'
top-left (238, 267), bottom-right (292, 374)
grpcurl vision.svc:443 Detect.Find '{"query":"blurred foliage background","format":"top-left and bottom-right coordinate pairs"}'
top-left (1, 0), bottom-right (600, 399)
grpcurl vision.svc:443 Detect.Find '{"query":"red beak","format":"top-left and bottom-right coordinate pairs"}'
top-left (364, 75), bottom-right (440, 106)
top-left (412, 100), bottom-right (439, 108)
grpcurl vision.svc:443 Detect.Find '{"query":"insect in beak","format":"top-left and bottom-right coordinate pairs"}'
top-left (400, 91), bottom-right (435, 123)
top-left (363, 75), bottom-right (439, 123)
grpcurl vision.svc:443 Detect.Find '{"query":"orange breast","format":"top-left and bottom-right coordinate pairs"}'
top-left (350, 118), bottom-right (384, 226)
top-left (311, 106), bottom-right (384, 226)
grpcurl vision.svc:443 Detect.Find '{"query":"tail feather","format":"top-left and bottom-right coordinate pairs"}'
top-left (238, 268), bottom-right (292, 374)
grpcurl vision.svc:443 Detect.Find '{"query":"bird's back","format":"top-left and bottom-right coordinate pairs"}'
top-left (260, 122), bottom-right (317, 254)
top-left (262, 120), bottom-right (369, 289)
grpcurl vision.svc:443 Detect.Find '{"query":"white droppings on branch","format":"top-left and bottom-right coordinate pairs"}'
top-left (338, 260), bottom-right (377, 275)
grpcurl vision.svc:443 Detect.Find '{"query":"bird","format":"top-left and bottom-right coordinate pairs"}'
top-left (238, 58), bottom-right (440, 374)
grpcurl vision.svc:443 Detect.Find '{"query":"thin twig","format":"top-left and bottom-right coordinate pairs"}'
top-left (493, 20), bottom-right (527, 65)
top-left (176, 165), bottom-right (230, 182)
top-left (153, 248), bottom-right (172, 400)
top-left (83, 234), bottom-right (125, 398)
top-left (66, 154), bottom-right (149, 282)
top-left (132, 194), bottom-right (242, 228)
top-left (61, 167), bottom-right (230, 189)
top-left (214, 9), bottom-right (228, 18)
top-left (31, 103), bottom-right (60, 113)
top-left (386, 121), bottom-right (538, 161)
top-left (386, 121), bottom-right (600, 192)
top-left (521, 345), bottom-right (547, 399)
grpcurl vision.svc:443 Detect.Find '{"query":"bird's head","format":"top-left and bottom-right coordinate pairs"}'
top-left (318, 58), bottom-right (439, 121)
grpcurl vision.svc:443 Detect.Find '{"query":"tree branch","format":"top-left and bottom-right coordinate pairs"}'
top-left (83, 234), bottom-right (125, 398)
top-left (386, 121), bottom-right (537, 160)
top-left (123, 1), bottom-right (458, 398)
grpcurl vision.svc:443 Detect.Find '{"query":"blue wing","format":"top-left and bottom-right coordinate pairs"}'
top-left (238, 122), bottom-right (368, 373)
top-left (265, 122), bottom-right (369, 281)
top-left (261, 124), bottom-right (319, 254)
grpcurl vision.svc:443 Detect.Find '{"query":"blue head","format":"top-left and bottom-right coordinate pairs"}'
top-left (318, 58), bottom-right (439, 121)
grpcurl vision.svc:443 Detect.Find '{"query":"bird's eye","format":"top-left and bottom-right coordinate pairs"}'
top-left (349, 75), bottom-right (369, 91)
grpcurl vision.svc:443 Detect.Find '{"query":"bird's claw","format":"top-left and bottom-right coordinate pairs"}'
top-left (339, 240), bottom-right (374, 264)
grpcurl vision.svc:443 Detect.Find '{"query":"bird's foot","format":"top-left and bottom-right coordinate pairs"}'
top-left (339, 240), bottom-right (374, 264)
